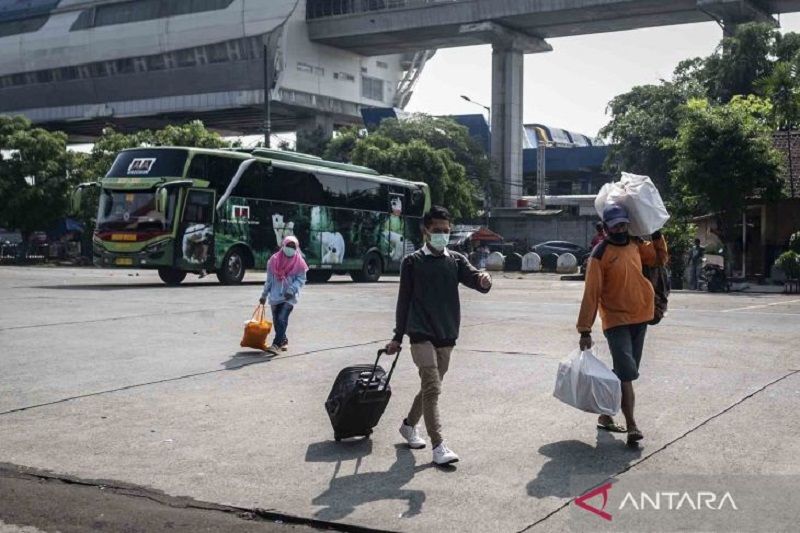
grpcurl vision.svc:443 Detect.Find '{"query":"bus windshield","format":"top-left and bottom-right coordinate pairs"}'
top-left (96, 190), bottom-right (176, 232)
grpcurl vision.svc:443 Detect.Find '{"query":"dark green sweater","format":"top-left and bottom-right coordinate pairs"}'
top-left (392, 248), bottom-right (490, 346)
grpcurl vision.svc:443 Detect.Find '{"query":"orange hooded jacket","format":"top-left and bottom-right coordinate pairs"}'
top-left (577, 235), bottom-right (670, 334)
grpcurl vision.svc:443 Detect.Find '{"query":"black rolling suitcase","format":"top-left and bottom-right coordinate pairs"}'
top-left (325, 349), bottom-right (400, 441)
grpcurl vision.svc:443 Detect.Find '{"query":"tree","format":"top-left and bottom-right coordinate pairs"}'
top-left (322, 126), bottom-right (362, 163)
top-left (150, 120), bottom-right (233, 149)
top-left (702, 23), bottom-right (778, 103)
top-left (0, 116), bottom-right (72, 238)
top-left (351, 135), bottom-right (477, 219)
top-left (669, 96), bottom-right (784, 262)
top-left (323, 116), bottom-right (485, 218)
top-left (295, 125), bottom-right (331, 157)
top-left (600, 81), bottom-right (703, 195)
top-left (370, 116), bottom-right (491, 192)
top-left (758, 61), bottom-right (800, 197)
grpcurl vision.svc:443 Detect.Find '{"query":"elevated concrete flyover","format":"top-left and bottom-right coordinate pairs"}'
top-left (306, 0), bottom-right (800, 55)
top-left (307, 0), bottom-right (800, 207)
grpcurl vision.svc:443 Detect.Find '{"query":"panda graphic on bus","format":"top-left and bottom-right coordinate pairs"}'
top-left (381, 195), bottom-right (406, 262)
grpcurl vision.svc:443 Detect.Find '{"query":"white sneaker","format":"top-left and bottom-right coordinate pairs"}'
top-left (399, 422), bottom-right (426, 449)
top-left (432, 442), bottom-right (459, 465)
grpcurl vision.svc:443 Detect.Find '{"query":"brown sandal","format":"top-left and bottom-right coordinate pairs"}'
top-left (626, 428), bottom-right (644, 445)
top-left (597, 421), bottom-right (627, 433)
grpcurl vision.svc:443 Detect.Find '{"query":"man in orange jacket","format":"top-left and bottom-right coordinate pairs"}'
top-left (577, 204), bottom-right (669, 446)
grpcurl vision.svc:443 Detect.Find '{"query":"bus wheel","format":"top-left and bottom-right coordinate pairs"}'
top-left (158, 267), bottom-right (186, 286)
top-left (217, 248), bottom-right (246, 285)
top-left (307, 270), bottom-right (333, 284)
top-left (352, 253), bottom-right (382, 283)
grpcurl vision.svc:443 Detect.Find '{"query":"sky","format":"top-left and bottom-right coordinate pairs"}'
top-left (406, 13), bottom-right (800, 139)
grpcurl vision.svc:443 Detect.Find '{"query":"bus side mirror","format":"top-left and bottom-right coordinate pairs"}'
top-left (71, 182), bottom-right (99, 214)
top-left (156, 187), bottom-right (168, 214)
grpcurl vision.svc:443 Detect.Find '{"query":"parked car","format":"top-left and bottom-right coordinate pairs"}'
top-left (530, 241), bottom-right (590, 264)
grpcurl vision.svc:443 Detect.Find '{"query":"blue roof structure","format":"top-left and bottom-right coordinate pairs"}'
top-left (360, 107), bottom-right (610, 187)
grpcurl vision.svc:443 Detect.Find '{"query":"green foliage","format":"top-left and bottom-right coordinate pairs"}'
top-left (295, 125), bottom-right (331, 157)
top-left (1, 119), bottom-right (236, 236)
top-left (323, 116), bottom-right (485, 218)
top-left (776, 250), bottom-right (800, 279)
top-left (757, 61), bottom-right (800, 130)
top-left (668, 96), bottom-right (784, 245)
top-left (789, 231), bottom-right (800, 253)
top-left (660, 218), bottom-right (697, 281)
top-left (0, 116), bottom-right (72, 238)
top-left (701, 23), bottom-right (779, 103)
top-left (369, 116), bottom-right (490, 187)
top-left (350, 134), bottom-right (477, 219)
top-left (322, 126), bottom-right (362, 162)
top-left (600, 82), bottom-right (703, 194)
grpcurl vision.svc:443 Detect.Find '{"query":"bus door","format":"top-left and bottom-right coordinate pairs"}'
top-left (177, 188), bottom-right (216, 272)
top-left (384, 190), bottom-right (407, 269)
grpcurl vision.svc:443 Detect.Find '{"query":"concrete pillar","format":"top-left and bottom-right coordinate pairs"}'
top-left (491, 45), bottom-right (524, 207)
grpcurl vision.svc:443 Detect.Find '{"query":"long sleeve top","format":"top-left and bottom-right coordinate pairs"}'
top-left (261, 269), bottom-right (306, 306)
top-left (393, 245), bottom-right (490, 345)
top-left (577, 234), bottom-right (669, 333)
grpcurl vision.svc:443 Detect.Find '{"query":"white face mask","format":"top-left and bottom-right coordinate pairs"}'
top-left (282, 246), bottom-right (296, 257)
top-left (428, 232), bottom-right (450, 251)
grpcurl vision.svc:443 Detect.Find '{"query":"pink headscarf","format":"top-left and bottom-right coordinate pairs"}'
top-left (268, 236), bottom-right (308, 282)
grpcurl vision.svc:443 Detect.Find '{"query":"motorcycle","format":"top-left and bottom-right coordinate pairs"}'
top-left (700, 262), bottom-right (731, 292)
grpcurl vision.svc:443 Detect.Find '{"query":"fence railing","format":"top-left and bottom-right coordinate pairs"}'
top-left (306, 0), bottom-right (463, 19)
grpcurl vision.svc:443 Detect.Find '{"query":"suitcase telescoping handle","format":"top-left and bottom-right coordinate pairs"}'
top-left (368, 348), bottom-right (401, 390)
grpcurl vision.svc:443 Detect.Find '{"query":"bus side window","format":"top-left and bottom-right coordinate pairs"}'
top-left (207, 156), bottom-right (241, 193)
top-left (317, 174), bottom-right (348, 208)
top-left (184, 191), bottom-right (213, 224)
top-left (187, 154), bottom-right (208, 182)
top-left (267, 167), bottom-right (323, 205)
top-left (348, 178), bottom-right (383, 211)
top-left (408, 188), bottom-right (424, 217)
top-left (234, 161), bottom-right (266, 199)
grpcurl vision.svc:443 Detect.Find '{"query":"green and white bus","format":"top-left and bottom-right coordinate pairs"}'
top-left (73, 147), bottom-right (430, 285)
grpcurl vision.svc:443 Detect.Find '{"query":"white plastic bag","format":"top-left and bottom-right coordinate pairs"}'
top-left (553, 348), bottom-right (621, 416)
top-left (595, 172), bottom-right (670, 236)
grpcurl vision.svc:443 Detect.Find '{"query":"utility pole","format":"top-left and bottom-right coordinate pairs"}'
top-left (263, 43), bottom-right (272, 148)
top-left (536, 142), bottom-right (547, 209)
top-left (460, 95), bottom-right (492, 225)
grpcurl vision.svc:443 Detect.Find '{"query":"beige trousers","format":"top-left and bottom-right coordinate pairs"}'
top-left (406, 341), bottom-right (453, 448)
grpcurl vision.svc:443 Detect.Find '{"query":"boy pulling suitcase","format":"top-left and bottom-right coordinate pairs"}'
top-left (385, 206), bottom-right (492, 465)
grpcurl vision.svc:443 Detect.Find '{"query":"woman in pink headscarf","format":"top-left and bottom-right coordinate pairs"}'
top-left (259, 235), bottom-right (308, 354)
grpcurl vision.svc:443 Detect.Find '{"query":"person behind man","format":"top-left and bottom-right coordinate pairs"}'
top-left (688, 238), bottom-right (705, 290)
top-left (576, 204), bottom-right (669, 446)
top-left (590, 221), bottom-right (605, 249)
top-left (385, 206), bottom-right (492, 465)
top-left (259, 236), bottom-right (308, 354)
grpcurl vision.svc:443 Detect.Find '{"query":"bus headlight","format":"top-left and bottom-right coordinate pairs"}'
top-left (143, 239), bottom-right (171, 254)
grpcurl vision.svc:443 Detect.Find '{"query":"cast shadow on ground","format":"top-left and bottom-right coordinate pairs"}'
top-left (527, 430), bottom-right (642, 499)
top-left (308, 442), bottom-right (443, 521)
top-left (221, 351), bottom-right (276, 370)
top-left (33, 281), bottom-right (262, 291)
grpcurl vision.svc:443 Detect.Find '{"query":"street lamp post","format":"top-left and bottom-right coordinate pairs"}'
top-left (263, 43), bottom-right (272, 148)
top-left (461, 95), bottom-right (492, 226)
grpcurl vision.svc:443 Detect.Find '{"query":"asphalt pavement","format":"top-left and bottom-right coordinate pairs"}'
top-left (0, 266), bottom-right (798, 532)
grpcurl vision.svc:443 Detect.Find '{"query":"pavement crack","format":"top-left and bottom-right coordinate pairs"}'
top-left (0, 463), bottom-right (394, 533)
top-left (464, 348), bottom-right (550, 357)
top-left (0, 339), bottom-right (387, 417)
top-left (517, 368), bottom-right (800, 532)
